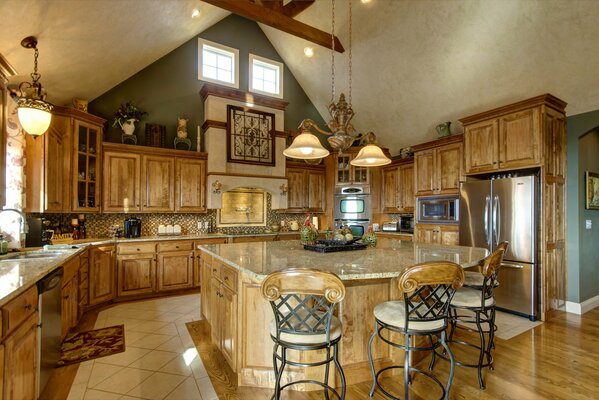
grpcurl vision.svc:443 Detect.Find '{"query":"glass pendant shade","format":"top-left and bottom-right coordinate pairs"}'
top-left (350, 144), bottom-right (391, 167)
top-left (283, 132), bottom-right (330, 160)
top-left (17, 102), bottom-right (52, 136)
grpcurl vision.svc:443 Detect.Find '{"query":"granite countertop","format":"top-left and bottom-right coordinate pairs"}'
top-left (198, 240), bottom-right (488, 282)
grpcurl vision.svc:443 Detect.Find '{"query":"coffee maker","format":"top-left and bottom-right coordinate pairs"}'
top-left (124, 217), bottom-right (142, 238)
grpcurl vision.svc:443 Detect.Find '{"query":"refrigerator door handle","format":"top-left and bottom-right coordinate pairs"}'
top-left (492, 195), bottom-right (500, 247)
top-left (484, 195), bottom-right (491, 246)
top-left (501, 263), bottom-right (524, 269)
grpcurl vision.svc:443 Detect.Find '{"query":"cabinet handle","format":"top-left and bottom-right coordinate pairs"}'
top-left (213, 268), bottom-right (217, 273)
top-left (24, 304), bottom-right (32, 310)
top-left (63, 295), bottom-right (69, 300)
top-left (224, 276), bottom-right (229, 281)
top-left (137, 248), bottom-right (140, 251)
top-left (216, 291), bottom-right (221, 296)
top-left (176, 246), bottom-right (179, 249)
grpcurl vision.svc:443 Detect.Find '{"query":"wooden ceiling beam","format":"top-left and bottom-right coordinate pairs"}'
top-left (282, 0), bottom-right (315, 17)
top-left (258, 0), bottom-right (284, 12)
top-left (202, 0), bottom-right (344, 53)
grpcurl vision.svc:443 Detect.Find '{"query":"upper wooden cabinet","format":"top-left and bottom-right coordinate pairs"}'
top-left (285, 162), bottom-right (326, 213)
top-left (413, 135), bottom-right (463, 197)
top-left (25, 106), bottom-right (105, 213)
top-left (102, 143), bottom-right (207, 213)
top-left (381, 158), bottom-right (414, 213)
top-left (142, 155), bottom-right (175, 212)
top-left (103, 151), bottom-right (141, 213)
top-left (335, 149), bottom-right (369, 185)
top-left (175, 158), bottom-right (206, 212)
top-left (461, 98), bottom-right (552, 174)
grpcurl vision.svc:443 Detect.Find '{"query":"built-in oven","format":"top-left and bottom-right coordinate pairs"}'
top-left (334, 186), bottom-right (372, 221)
top-left (417, 196), bottom-right (459, 224)
top-left (334, 219), bottom-right (370, 237)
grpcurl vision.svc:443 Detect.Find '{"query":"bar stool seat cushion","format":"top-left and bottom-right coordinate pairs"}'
top-left (464, 270), bottom-right (484, 287)
top-left (373, 301), bottom-right (446, 331)
top-left (269, 314), bottom-right (342, 345)
top-left (451, 287), bottom-right (495, 308)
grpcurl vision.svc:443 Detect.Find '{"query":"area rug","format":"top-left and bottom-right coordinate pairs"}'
top-left (456, 310), bottom-right (543, 341)
top-left (57, 324), bottom-right (125, 366)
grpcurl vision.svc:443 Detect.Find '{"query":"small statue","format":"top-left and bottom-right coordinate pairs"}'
top-left (177, 117), bottom-right (189, 139)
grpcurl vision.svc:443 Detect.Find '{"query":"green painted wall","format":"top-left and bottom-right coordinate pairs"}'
top-left (89, 14), bottom-right (326, 150)
top-left (566, 109), bottom-right (599, 303)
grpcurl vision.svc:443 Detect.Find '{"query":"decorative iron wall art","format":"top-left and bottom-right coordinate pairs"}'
top-left (227, 105), bottom-right (275, 166)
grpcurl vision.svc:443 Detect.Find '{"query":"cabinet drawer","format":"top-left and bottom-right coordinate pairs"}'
top-left (118, 242), bottom-right (156, 255)
top-left (196, 237), bottom-right (228, 245)
top-left (211, 261), bottom-right (221, 279)
top-left (221, 264), bottom-right (238, 292)
top-left (2, 286), bottom-right (38, 336)
top-left (157, 241), bottom-right (194, 252)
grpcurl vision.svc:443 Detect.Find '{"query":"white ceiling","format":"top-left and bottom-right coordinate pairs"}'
top-left (1, 0), bottom-right (598, 153)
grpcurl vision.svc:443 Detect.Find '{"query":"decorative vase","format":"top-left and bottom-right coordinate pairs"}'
top-left (362, 227), bottom-right (377, 247)
top-left (436, 122), bottom-right (451, 138)
top-left (120, 118), bottom-right (137, 135)
top-left (300, 226), bottom-right (318, 244)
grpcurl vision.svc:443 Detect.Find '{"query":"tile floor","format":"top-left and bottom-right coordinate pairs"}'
top-left (67, 294), bottom-right (218, 400)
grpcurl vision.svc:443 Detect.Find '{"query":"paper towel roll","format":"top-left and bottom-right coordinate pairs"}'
top-left (312, 216), bottom-right (319, 230)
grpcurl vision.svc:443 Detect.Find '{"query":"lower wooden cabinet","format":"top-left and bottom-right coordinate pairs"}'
top-left (157, 251), bottom-right (194, 291)
top-left (117, 254), bottom-right (156, 296)
top-left (61, 278), bottom-right (78, 339)
top-left (414, 224), bottom-right (459, 245)
top-left (89, 245), bottom-right (116, 305)
top-left (3, 312), bottom-right (38, 400)
top-left (200, 252), bottom-right (213, 322)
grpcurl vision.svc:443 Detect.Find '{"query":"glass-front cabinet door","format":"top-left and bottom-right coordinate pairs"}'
top-left (73, 120), bottom-right (102, 212)
top-left (336, 154), bottom-right (351, 184)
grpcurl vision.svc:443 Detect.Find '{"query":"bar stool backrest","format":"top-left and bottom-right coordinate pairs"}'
top-left (478, 243), bottom-right (507, 308)
top-left (397, 261), bottom-right (465, 331)
top-left (261, 268), bottom-right (346, 343)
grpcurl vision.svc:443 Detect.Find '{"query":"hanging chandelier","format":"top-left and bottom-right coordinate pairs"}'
top-left (284, 0), bottom-right (390, 167)
top-left (15, 36), bottom-right (53, 136)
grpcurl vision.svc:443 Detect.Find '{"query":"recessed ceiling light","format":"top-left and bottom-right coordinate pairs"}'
top-left (361, 0), bottom-right (372, 3)
top-left (191, 8), bottom-right (200, 18)
top-left (303, 47), bottom-right (314, 57)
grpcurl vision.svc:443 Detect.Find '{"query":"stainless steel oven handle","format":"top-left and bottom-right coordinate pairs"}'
top-left (484, 195), bottom-right (490, 246)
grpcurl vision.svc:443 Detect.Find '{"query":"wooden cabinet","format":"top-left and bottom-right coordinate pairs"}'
top-left (463, 107), bottom-right (541, 174)
top-left (157, 251), bottom-right (194, 292)
top-left (195, 238), bottom-right (228, 289)
top-left (73, 119), bottom-right (103, 211)
top-left (208, 259), bottom-right (238, 370)
top-left (335, 151), bottom-right (369, 185)
top-left (413, 135), bottom-right (463, 197)
top-left (3, 312), bottom-right (38, 400)
top-left (142, 155), bottom-right (175, 212)
top-left (78, 250), bottom-right (89, 316)
top-left (200, 251), bottom-right (213, 322)
top-left (61, 278), bottom-right (77, 339)
top-left (381, 159), bottom-right (414, 213)
top-left (103, 151), bottom-right (141, 212)
top-left (175, 158), bottom-right (207, 212)
top-left (117, 254), bottom-right (156, 296)
top-left (286, 162), bottom-right (326, 213)
top-left (230, 235), bottom-right (276, 243)
top-left (88, 245), bottom-right (116, 305)
top-left (414, 224), bottom-right (458, 245)
top-left (103, 143), bottom-right (208, 213)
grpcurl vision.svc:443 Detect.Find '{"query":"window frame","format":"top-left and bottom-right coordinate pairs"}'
top-left (198, 38), bottom-right (239, 89)
top-left (249, 54), bottom-right (284, 99)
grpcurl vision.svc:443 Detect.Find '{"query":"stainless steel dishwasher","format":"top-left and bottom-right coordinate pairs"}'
top-left (36, 267), bottom-right (63, 397)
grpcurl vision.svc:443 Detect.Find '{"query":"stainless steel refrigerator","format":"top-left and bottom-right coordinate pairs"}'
top-left (459, 176), bottom-right (537, 320)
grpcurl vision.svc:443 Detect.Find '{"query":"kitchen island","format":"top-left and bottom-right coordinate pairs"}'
top-left (197, 239), bottom-right (488, 389)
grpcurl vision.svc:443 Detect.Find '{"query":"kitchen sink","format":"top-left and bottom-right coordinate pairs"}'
top-left (0, 251), bottom-right (65, 261)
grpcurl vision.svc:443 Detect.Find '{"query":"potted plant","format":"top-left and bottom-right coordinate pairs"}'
top-left (112, 102), bottom-right (147, 135)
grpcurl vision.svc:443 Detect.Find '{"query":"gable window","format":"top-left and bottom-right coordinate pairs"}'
top-left (198, 38), bottom-right (239, 88)
top-left (249, 54), bottom-right (283, 99)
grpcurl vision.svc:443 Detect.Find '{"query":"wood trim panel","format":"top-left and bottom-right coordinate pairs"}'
top-left (0, 53), bottom-right (17, 80)
top-left (102, 142), bottom-right (208, 159)
top-left (200, 83), bottom-right (289, 110)
top-left (206, 171), bottom-right (287, 179)
top-left (411, 133), bottom-right (464, 152)
top-left (459, 93), bottom-right (567, 125)
top-left (51, 105), bottom-right (106, 126)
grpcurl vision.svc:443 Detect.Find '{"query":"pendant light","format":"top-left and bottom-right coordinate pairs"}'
top-left (15, 36), bottom-right (53, 136)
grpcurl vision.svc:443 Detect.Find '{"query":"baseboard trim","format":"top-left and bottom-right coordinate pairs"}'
top-left (564, 294), bottom-right (599, 315)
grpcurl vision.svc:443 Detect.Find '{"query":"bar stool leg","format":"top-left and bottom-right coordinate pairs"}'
top-left (404, 333), bottom-right (411, 400)
top-left (439, 330), bottom-right (454, 400)
top-left (367, 322), bottom-right (379, 398)
top-left (487, 309), bottom-right (496, 370)
top-left (272, 345), bottom-right (287, 400)
top-left (324, 346), bottom-right (332, 400)
top-left (475, 311), bottom-right (486, 390)
top-left (333, 342), bottom-right (346, 399)
top-left (428, 334), bottom-right (437, 371)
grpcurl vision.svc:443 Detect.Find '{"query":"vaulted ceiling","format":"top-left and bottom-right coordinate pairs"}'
top-left (1, 0), bottom-right (598, 153)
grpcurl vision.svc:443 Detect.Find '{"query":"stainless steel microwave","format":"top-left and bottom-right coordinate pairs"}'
top-left (416, 196), bottom-right (459, 224)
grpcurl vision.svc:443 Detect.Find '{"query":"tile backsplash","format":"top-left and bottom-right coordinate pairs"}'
top-left (31, 194), bottom-right (314, 237)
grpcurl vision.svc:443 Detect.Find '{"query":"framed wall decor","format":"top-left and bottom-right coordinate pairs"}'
top-left (227, 105), bottom-right (275, 166)
top-left (586, 171), bottom-right (599, 210)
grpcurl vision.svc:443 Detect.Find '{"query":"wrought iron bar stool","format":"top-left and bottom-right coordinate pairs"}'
top-left (367, 261), bottom-right (465, 400)
top-left (462, 242), bottom-right (508, 288)
top-left (432, 245), bottom-right (507, 390)
top-left (261, 268), bottom-right (346, 400)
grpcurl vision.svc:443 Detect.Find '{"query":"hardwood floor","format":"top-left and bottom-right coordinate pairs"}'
top-left (189, 309), bottom-right (599, 399)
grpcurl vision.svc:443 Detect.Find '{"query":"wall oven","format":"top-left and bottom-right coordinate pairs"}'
top-left (334, 219), bottom-right (370, 237)
top-left (334, 186), bottom-right (372, 221)
top-left (417, 196), bottom-right (459, 224)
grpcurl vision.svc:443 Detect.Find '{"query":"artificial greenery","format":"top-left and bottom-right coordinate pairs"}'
top-left (112, 102), bottom-right (147, 127)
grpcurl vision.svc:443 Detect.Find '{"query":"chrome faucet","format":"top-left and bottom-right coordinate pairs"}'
top-left (0, 208), bottom-right (29, 234)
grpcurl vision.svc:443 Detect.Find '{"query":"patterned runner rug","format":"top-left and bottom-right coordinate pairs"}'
top-left (57, 324), bottom-right (125, 366)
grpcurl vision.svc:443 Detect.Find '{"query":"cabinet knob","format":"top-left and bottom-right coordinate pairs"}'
top-left (213, 268), bottom-right (217, 273)
top-left (176, 246), bottom-right (179, 249)
top-left (136, 248), bottom-right (140, 251)
top-left (24, 304), bottom-right (32, 310)
top-left (224, 276), bottom-right (229, 281)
